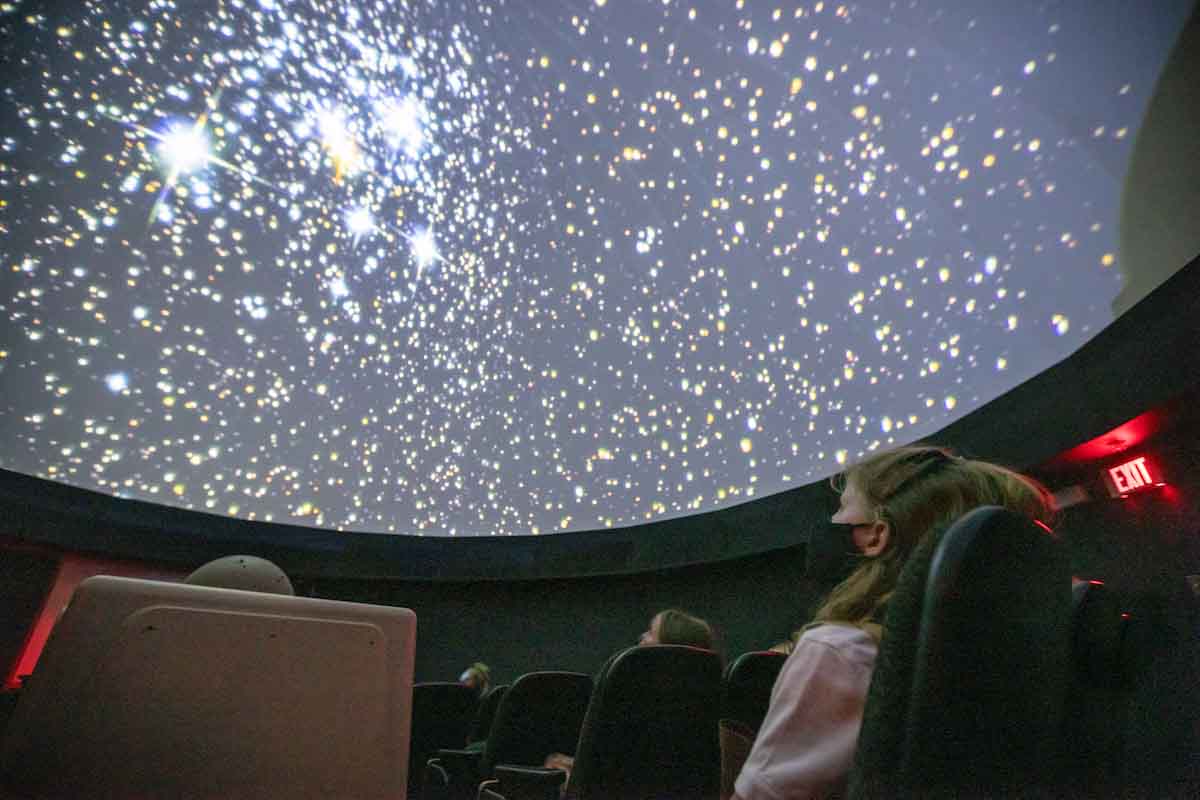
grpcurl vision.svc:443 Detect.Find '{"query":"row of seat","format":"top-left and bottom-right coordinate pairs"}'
top-left (422, 644), bottom-right (736, 800)
top-left (410, 507), bottom-right (1199, 800)
top-left (411, 647), bottom-right (787, 798)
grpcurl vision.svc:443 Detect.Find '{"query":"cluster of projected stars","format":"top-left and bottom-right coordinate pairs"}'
top-left (0, 0), bottom-right (1164, 534)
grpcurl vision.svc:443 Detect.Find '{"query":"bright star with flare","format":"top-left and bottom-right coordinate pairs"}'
top-left (157, 123), bottom-right (211, 174)
top-left (409, 227), bottom-right (440, 272)
top-left (346, 206), bottom-right (375, 240)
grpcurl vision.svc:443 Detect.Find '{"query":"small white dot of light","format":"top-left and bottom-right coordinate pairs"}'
top-left (105, 373), bottom-right (129, 392)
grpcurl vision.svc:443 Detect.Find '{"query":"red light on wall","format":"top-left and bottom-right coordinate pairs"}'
top-left (1102, 455), bottom-right (1165, 497)
top-left (1053, 409), bottom-right (1163, 463)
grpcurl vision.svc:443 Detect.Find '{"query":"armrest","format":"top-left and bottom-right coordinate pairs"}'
top-left (476, 778), bottom-right (502, 800)
top-left (488, 765), bottom-right (567, 800)
top-left (435, 747), bottom-right (485, 771)
top-left (430, 747), bottom-right (485, 788)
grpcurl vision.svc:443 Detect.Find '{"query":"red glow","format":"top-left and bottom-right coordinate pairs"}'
top-left (1054, 409), bottom-right (1164, 463)
top-left (3, 561), bottom-right (61, 691)
top-left (4, 553), bottom-right (186, 690)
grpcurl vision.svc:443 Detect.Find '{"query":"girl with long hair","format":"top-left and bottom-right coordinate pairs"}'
top-left (732, 445), bottom-right (1054, 800)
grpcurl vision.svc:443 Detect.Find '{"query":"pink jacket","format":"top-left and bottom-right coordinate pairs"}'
top-left (733, 624), bottom-right (878, 800)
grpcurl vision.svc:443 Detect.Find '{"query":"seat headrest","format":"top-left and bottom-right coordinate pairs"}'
top-left (185, 555), bottom-right (295, 595)
top-left (1071, 581), bottom-right (1132, 687)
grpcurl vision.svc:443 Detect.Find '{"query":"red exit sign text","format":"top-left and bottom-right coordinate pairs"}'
top-left (1104, 456), bottom-right (1162, 497)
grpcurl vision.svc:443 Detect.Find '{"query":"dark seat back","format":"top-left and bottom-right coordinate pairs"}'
top-left (566, 644), bottom-right (723, 800)
top-left (1062, 580), bottom-right (1135, 793)
top-left (483, 671), bottom-right (592, 775)
top-left (468, 684), bottom-right (510, 747)
top-left (848, 506), bottom-right (1073, 798)
top-left (1115, 578), bottom-right (1200, 796)
top-left (409, 682), bottom-right (480, 797)
top-left (721, 650), bottom-right (787, 733)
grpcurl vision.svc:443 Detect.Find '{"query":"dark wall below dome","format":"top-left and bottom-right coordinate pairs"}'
top-left (303, 545), bottom-right (821, 683)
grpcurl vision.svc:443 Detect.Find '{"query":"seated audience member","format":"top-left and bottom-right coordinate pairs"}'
top-left (543, 608), bottom-right (719, 777)
top-left (732, 446), bottom-right (1054, 800)
top-left (460, 661), bottom-right (492, 696)
top-left (640, 607), bottom-right (717, 650)
top-left (185, 554), bottom-right (295, 595)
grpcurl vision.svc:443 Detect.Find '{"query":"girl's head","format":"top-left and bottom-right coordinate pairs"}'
top-left (813, 446), bottom-right (1054, 632)
top-left (640, 608), bottom-right (716, 650)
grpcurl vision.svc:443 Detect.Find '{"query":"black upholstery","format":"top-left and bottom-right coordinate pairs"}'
top-left (1115, 578), bottom-right (1200, 797)
top-left (408, 682), bottom-right (480, 799)
top-left (468, 684), bottom-right (510, 747)
top-left (427, 671), bottom-right (591, 800)
top-left (721, 650), bottom-right (787, 733)
top-left (485, 672), bottom-right (592, 773)
top-left (848, 506), bottom-right (1073, 798)
top-left (1060, 574), bottom-right (1200, 797)
top-left (1062, 580), bottom-right (1135, 794)
top-left (562, 644), bottom-right (723, 800)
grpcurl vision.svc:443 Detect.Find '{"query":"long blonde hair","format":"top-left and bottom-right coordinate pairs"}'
top-left (807, 446), bottom-right (1054, 640)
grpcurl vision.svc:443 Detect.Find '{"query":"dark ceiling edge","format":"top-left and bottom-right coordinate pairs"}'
top-left (2, 255), bottom-right (1198, 581)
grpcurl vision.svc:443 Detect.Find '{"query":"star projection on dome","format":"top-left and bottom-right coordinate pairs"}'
top-left (0, 0), bottom-right (1190, 534)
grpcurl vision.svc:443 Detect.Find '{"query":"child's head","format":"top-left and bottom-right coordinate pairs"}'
top-left (813, 446), bottom-right (1054, 631)
top-left (838, 446), bottom-right (1053, 564)
top-left (640, 608), bottom-right (716, 650)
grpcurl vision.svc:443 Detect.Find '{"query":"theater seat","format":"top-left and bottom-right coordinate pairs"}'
top-left (425, 670), bottom-right (591, 800)
top-left (409, 682), bottom-right (481, 799)
top-left (715, 649), bottom-right (787, 799)
top-left (721, 650), bottom-right (787, 733)
top-left (1062, 580), bottom-right (1134, 794)
top-left (467, 684), bottom-right (510, 748)
top-left (1114, 577), bottom-right (1200, 796)
top-left (847, 506), bottom-right (1073, 798)
top-left (480, 644), bottom-right (723, 800)
top-left (718, 718), bottom-right (755, 800)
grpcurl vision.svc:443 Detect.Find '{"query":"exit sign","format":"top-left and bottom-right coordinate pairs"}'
top-left (1103, 456), bottom-right (1162, 497)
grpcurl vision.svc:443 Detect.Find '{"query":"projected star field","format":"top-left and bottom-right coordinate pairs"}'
top-left (0, 0), bottom-right (1190, 534)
